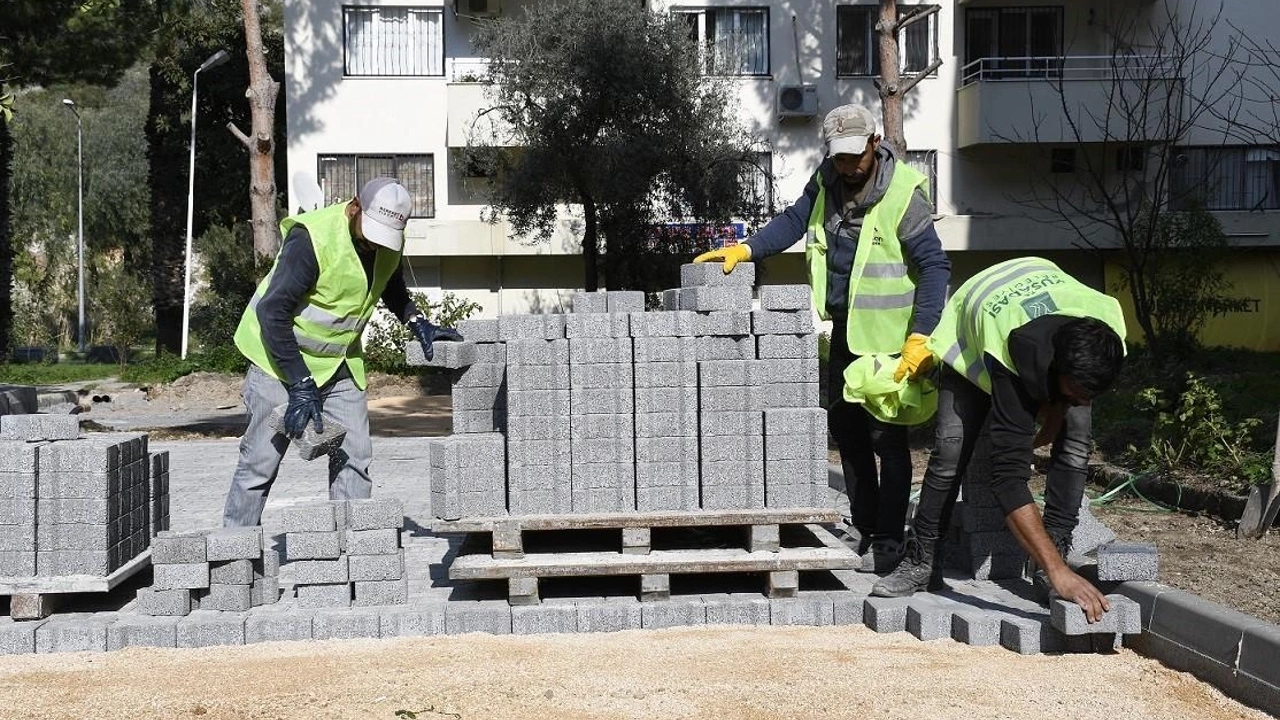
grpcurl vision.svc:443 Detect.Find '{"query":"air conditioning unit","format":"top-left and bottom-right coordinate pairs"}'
top-left (777, 85), bottom-right (818, 119)
top-left (456, 0), bottom-right (501, 17)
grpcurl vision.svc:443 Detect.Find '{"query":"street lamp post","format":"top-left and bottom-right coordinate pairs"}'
top-left (61, 98), bottom-right (85, 354)
top-left (181, 49), bottom-right (231, 359)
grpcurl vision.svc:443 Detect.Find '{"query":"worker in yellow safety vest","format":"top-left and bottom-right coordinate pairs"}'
top-left (695, 104), bottom-right (951, 572)
top-left (872, 257), bottom-right (1127, 623)
top-left (223, 178), bottom-right (463, 527)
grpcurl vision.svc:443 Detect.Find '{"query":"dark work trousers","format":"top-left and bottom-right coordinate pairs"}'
top-left (911, 365), bottom-right (1091, 544)
top-left (827, 317), bottom-right (913, 542)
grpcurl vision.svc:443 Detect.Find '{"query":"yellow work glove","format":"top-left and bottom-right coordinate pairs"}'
top-left (693, 244), bottom-right (752, 275)
top-left (893, 333), bottom-right (935, 383)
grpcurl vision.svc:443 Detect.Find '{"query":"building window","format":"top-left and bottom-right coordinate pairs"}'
top-left (344, 6), bottom-right (444, 77)
top-left (904, 149), bottom-right (938, 211)
top-left (743, 151), bottom-right (774, 212)
top-left (1116, 146), bottom-right (1145, 173)
top-left (1050, 148), bottom-right (1075, 173)
top-left (1171, 146), bottom-right (1280, 211)
top-left (837, 5), bottom-right (939, 78)
top-left (964, 7), bottom-right (1063, 80)
top-left (676, 8), bottom-right (770, 76)
top-left (318, 154), bottom-right (436, 218)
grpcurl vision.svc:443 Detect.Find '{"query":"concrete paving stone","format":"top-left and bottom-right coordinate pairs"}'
top-left (635, 386), bottom-right (698, 414)
top-left (568, 337), bottom-right (634, 364)
top-left (1096, 542), bottom-right (1159, 581)
top-left (756, 333), bottom-right (819, 360)
top-left (0, 414), bottom-right (79, 441)
top-left (701, 485), bottom-right (762, 511)
top-left (752, 309), bottom-right (814, 335)
top-left (636, 437), bottom-right (699, 464)
top-left (35, 613), bottom-right (112, 653)
top-left (498, 315), bottom-right (567, 341)
top-left (863, 597), bottom-right (912, 633)
top-left (451, 409), bottom-right (508, 434)
top-left (699, 459), bottom-right (765, 486)
top-left (565, 312), bottom-right (631, 338)
top-left (576, 598), bottom-right (643, 633)
top-left (1050, 596), bottom-right (1142, 636)
top-left (771, 594), bottom-right (835, 626)
top-left (266, 405), bottom-right (347, 461)
top-left (507, 389), bottom-right (572, 416)
top-left (37, 498), bottom-right (109, 525)
top-left (349, 550), bottom-right (405, 582)
top-left (260, 548), bottom-right (280, 577)
top-left (134, 587), bottom-right (193, 616)
top-left (380, 605), bottom-right (447, 637)
top-left (632, 361), bottom-right (698, 389)
top-left (451, 362), bottom-right (506, 389)
top-left (456, 317), bottom-right (500, 343)
top-left (607, 291), bottom-right (645, 313)
top-left (446, 600), bottom-right (513, 635)
top-left (568, 363), bottom-right (634, 390)
top-left (37, 470), bottom-right (113, 500)
top-left (1000, 616), bottom-right (1064, 655)
top-left (678, 286), bottom-right (753, 312)
top-left (642, 598), bottom-right (708, 629)
top-left (951, 610), bottom-right (1003, 646)
top-left (512, 603), bottom-right (578, 634)
top-left (633, 336), bottom-right (698, 362)
top-left (570, 413), bottom-right (634, 441)
top-left (698, 411), bottom-right (763, 437)
top-left (344, 528), bottom-right (400, 555)
top-left (758, 382), bottom-right (820, 409)
top-left (763, 434), bottom-right (826, 461)
top-left (692, 311), bottom-right (752, 337)
top-left (206, 526), bottom-right (263, 562)
top-left (629, 310), bottom-right (698, 338)
top-left (633, 412), bottom-right (698, 438)
top-left (311, 609), bottom-right (382, 640)
top-left (280, 503), bottom-right (338, 533)
top-left (451, 385), bottom-right (506, 411)
top-left (202, 583), bottom-right (253, 613)
top-left (758, 284), bottom-right (811, 311)
top-left (251, 576), bottom-right (281, 606)
top-left (636, 485), bottom-right (699, 511)
top-left (906, 599), bottom-right (953, 641)
top-left (0, 483), bottom-right (36, 512)
top-left (296, 582), bottom-right (352, 609)
top-left (152, 561), bottom-right (209, 589)
top-left (970, 552), bottom-right (1027, 581)
top-left (660, 288), bottom-right (681, 310)
top-left (292, 557), bottom-right (349, 585)
top-left (406, 340), bottom-right (478, 369)
top-left (570, 388), bottom-right (634, 415)
top-left (0, 441), bottom-right (42, 478)
top-left (36, 550), bottom-right (110, 577)
top-left (681, 261), bottom-right (755, 288)
top-left (832, 591), bottom-right (868, 625)
top-left (507, 440), bottom-right (561, 467)
top-left (698, 359), bottom-right (760, 386)
top-left (505, 338), bottom-right (570, 367)
top-left (0, 618), bottom-right (42, 655)
top-left (703, 594), bottom-right (771, 625)
top-left (0, 522), bottom-right (36, 550)
top-left (107, 615), bottom-right (179, 650)
top-left (754, 359), bottom-right (821, 385)
top-left (0, 551), bottom-right (36, 577)
top-left (245, 610), bottom-right (314, 643)
top-left (506, 415), bottom-right (571, 441)
top-left (507, 364), bottom-right (571, 391)
top-left (353, 577), bottom-right (409, 606)
top-left (176, 611), bottom-right (246, 648)
top-left (285, 531), bottom-right (342, 560)
top-left (571, 291), bottom-right (608, 314)
top-left (699, 386), bottom-right (759, 413)
top-left (573, 438), bottom-right (636, 464)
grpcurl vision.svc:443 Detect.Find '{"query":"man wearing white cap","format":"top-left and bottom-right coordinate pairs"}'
top-left (223, 177), bottom-right (463, 526)
top-left (695, 104), bottom-right (950, 572)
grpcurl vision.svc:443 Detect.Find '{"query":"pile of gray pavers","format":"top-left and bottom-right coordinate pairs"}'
top-left (284, 499), bottom-right (407, 609)
top-left (0, 414), bottom-right (167, 578)
top-left (135, 526), bottom-right (278, 616)
top-left (416, 262), bottom-right (827, 517)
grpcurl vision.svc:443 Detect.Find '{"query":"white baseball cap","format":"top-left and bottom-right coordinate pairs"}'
top-left (357, 178), bottom-right (411, 252)
top-left (823, 104), bottom-right (878, 157)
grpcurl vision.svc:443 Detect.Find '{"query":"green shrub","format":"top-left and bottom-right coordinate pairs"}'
top-left (363, 292), bottom-right (483, 372)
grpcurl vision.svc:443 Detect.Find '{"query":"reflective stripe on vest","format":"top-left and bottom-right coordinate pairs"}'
top-left (804, 160), bottom-right (928, 355)
top-left (927, 257), bottom-right (1128, 394)
top-left (233, 202), bottom-right (404, 389)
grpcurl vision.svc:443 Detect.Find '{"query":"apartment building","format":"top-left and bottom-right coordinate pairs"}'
top-left (281, 0), bottom-right (1280, 349)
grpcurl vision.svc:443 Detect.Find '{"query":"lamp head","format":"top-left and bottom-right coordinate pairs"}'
top-left (199, 50), bottom-right (231, 73)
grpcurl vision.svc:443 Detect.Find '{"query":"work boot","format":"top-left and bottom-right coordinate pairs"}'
top-left (858, 538), bottom-right (905, 573)
top-left (870, 535), bottom-right (941, 597)
top-left (1031, 532), bottom-right (1073, 604)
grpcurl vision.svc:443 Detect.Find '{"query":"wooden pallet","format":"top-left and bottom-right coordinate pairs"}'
top-left (437, 509), bottom-right (857, 605)
top-left (0, 550), bottom-right (152, 620)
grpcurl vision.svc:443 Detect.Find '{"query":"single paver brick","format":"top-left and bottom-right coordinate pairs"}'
top-left (209, 559), bottom-right (255, 585)
top-left (344, 499), bottom-right (405, 531)
top-left (152, 562), bottom-right (211, 591)
top-left (380, 606), bottom-right (447, 638)
top-left (1050, 596), bottom-right (1142, 636)
top-left (862, 597), bottom-right (911, 633)
top-left (134, 587), bottom-right (192, 617)
top-left (107, 616), bottom-right (179, 650)
top-left (286, 531), bottom-right (342, 561)
top-left (205, 527), bottom-right (263, 562)
top-left (344, 528), bottom-right (400, 555)
top-left (1096, 542), bottom-right (1159, 582)
top-left (245, 612), bottom-right (314, 644)
top-left (176, 611), bottom-right (246, 648)
top-left (296, 582), bottom-right (352, 609)
top-left (201, 583), bottom-right (253, 613)
top-left (279, 503), bottom-right (337, 532)
top-left (312, 609), bottom-right (382, 640)
top-left (348, 551), bottom-right (405, 582)
top-left (35, 613), bottom-right (111, 654)
top-left (512, 604), bottom-right (577, 634)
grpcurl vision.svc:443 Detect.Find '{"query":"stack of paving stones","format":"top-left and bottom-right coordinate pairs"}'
top-left (0, 415), bottom-right (165, 580)
top-left (412, 262), bottom-right (829, 516)
top-left (284, 499), bottom-right (406, 609)
top-left (137, 527), bottom-right (279, 615)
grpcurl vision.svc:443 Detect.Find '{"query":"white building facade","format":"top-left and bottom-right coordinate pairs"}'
top-left (281, 0), bottom-right (1280, 348)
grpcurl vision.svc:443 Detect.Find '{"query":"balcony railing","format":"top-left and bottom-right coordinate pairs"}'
top-left (959, 54), bottom-right (1177, 88)
top-left (448, 57), bottom-right (492, 83)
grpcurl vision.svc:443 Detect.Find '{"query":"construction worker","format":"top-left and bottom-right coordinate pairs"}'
top-left (223, 178), bottom-right (462, 527)
top-left (695, 103), bottom-right (950, 572)
top-left (872, 257), bottom-right (1126, 622)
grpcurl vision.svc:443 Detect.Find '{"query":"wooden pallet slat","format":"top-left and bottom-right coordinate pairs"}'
top-left (433, 507), bottom-right (841, 534)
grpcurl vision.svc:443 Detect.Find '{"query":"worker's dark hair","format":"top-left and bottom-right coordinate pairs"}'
top-left (1053, 317), bottom-right (1125, 398)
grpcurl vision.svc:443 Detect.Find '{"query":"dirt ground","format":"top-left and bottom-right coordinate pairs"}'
top-left (0, 626), bottom-right (1269, 720)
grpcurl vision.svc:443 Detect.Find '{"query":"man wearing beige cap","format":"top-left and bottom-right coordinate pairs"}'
top-left (695, 104), bottom-right (950, 572)
top-left (223, 178), bottom-right (463, 526)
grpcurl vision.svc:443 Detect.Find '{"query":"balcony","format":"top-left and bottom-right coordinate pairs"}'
top-left (956, 55), bottom-right (1181, 148)
top-left (446, 58), bottom-right (518, 147)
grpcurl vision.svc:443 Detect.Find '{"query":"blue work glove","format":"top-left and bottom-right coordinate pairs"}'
top-left (408, 316), bottom-right (464, 361)
top-left (283, 377), bottom-right (324, 439)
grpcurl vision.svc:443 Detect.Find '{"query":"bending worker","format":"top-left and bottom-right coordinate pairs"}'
top-left (872, 257), bottom-right (1126, 623)
top-left (696, 103), bottom-right (950, 572)
top-left (223, 178), bottom-right (462, 527)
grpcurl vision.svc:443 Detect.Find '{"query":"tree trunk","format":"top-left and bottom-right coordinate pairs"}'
top-left (877, 0), bottom-right (907, 153)
top-left (234, 0), bottom-right (281, 259)
top-left (0, 122), bottom-right (12, 360)
top-left (582, 199), bottom-right (599, 292)
top-left (147, 60), bottom-right (186, 356)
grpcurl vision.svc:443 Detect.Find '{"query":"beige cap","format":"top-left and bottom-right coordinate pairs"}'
top-left (823, 104), bottom-right (878, 156)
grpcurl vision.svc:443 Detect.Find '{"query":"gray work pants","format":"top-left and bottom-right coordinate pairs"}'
top-left (222, 364), bottom-right (374, 527)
